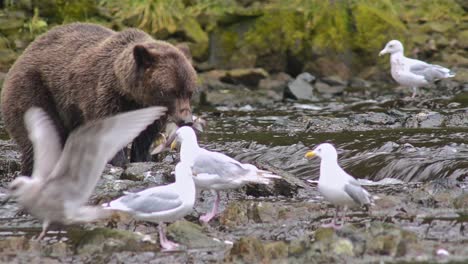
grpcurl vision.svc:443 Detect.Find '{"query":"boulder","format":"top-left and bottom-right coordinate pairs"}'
top-left (167, 220), bottom-right (222, 249)
top-left (219, 68), bottom-right (269, 88)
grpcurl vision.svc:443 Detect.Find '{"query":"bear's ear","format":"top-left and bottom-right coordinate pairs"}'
top-left (133, 44), bottom-right (155, 68)
top-left (175, 43), bottom-right (192, 61)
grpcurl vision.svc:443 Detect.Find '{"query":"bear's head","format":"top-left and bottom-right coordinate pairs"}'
top-left (116, 41), bottom-right (197, 125)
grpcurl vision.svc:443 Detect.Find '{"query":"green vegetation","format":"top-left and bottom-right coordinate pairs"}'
top-left (0, 0), bottom-right (465, 77)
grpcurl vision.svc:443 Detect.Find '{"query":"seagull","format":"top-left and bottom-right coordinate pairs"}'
top-left (171, 126), bottom-right (281, 223)
top-left (6, 106), bottom-right (167, 240)
top-left (305, 143), bottom-right (372, 229)
top-left (379, 39), bottom-right (455, 98)
top-left (103, 162), bottom-right (196, 251)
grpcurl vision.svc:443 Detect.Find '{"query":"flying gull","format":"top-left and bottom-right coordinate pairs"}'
top-left (6, 106), bottom-right (167, 239)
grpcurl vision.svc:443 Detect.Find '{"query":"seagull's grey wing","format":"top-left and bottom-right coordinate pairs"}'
top-left (409, 63), bottom-right (452, 82)
top-left (24, 107), bottom-right (62, 179)
top-left (120, 191), bottom-right (183, 214)
top-left (192, 150), bottom-right (250, 180)
top-left (44, 107), bottom-right (167, 204)
top-left (344, 180), bottom-right (371, 206)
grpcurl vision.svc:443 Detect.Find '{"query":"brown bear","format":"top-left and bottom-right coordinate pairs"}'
top-left (1, 22), bottom-right (196, 176)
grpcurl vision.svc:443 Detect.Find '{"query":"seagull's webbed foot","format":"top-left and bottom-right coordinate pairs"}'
top-left (321, 221), bottom-right (343, 230)
top-left (161, 240), bottom-right (180, 251)
top-left (158, 223), bottom-right (180, 251)
top-left (199, 190), bottom-right (220, 224)
top-left (321, 207), bottom-right (343, 230)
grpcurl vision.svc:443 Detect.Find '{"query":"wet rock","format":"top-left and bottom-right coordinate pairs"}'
top-left (121, 162), bottom-right (157, 181)
top-left (349, 77), bottom-right (372, 89)
top-left (288, 236), bottom-right (311, 256)
top-left (69, 227), bottom-right (159, 255)
top-left (353, 112), bottom-right (397, 125)
top-left (225, 236), bottom-right (288, 263)
top-left (219, 202), bottom-right (250, 228)
top-left (332, 238), bottom-right (354, 256)
top-left (405, 111), bottom-right (444, 128)
top-left (0, 139), bottom-right (21, 180)
top-left (264, 241), bottom-right (289, 260)
top-left (321, 75), bottom-right (348, 87)
top-left (0, 236), bottom-right (29, 254)
top-left (312, 227), bottom-right (355, 257)
top-left (254, 202), bottom-right (278, 223)
top-left (258, 72), bottom-right (292, 92)
top-left (91, 166), bottom-right (148, 204)
top-left (284, 72), bottom-right (317, 101)
top-left (453, 193), bottom-right (468, 210)
top-left (225, 236), bottom-right (265, 263)
top-left (366, 223), bottom-right (418, 257)
top-left (315, 80), bottom-right (346, 96)
top-left (303, 57), bottom-right (351, 80)
top-left (219, 68), bottom-right (269, 88)
top-left (167, 220), bottom-right (222, 249)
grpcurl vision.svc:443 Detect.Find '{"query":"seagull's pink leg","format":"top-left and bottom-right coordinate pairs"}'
top-left (411, 87), bottom-right (418, 98)
top-left (158, 223), bottom-right (179, 251)
top-left (35, 220), bottom-right (50, 240)
top-left (322, 207), bottom-right (343, 230)
top-left (200, 191), bottom-right (220, 223)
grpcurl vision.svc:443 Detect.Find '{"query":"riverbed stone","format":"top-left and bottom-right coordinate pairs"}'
top-left (70, 227), bottom-right (159, 255)
top-left (258, 72), bottom-right (292, 91)
top-left (167, 220), bottom-right (222, 249)
top-left (225, 236), bottom-right (265, 263)
top-left (366, 223), bottom-right (418, 257)
top-left (120, 162), bottom-right (157, 181)
top-left (219, 202), bottom-right (250, 228)
top-left (219, 68), bottom-right (269, 88)
top-left (453, 193), bottom-right (468, 210)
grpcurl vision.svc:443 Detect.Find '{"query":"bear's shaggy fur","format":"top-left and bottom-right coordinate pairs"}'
top-left (1, 23), bottom-right (196, 175)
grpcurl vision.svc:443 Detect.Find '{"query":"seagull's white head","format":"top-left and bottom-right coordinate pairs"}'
top-left (171, 126), bottom-right (198, 149)
top-left (8, 176), bottom-right (35, 199)
top-left (379, 40), bottom-right (404, 56)
top-left (305, 143), bottom-right (338, 161)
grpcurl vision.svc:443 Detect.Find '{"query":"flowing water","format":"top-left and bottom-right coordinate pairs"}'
top-left (197, 98), bottom-right (468, 184)
top-left (0, 93), bottom-right (467, 263)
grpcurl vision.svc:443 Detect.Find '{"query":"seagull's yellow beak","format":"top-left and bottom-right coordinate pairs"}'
top-left (378, 49), bottom-right (386, 56)
top-left (170, 140), bottom-right (178, 150)
top-left (305, 151), bottom-right (316, 158)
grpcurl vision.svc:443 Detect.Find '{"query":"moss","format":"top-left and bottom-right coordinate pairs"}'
top-left (179, 17), bottom-right (208, 59)
top-left (395, 0), bottom-right (464, 24)
top-left (308, 1), bottom-right (352, 53)
top-left (31, 0), bottom-right (98, 24)
top-left (68, 227), bottom-right (158, 255)
top-left (167, 220), bottom-right (221, 248)
top-left (244, 8), bottom-right (304, 55)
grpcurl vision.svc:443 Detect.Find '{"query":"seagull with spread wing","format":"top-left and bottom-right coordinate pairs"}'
top-left (305, 143), bottom-right (372, 229)
top-left (6, 106), bottom-right (167, 240)
top-left (379, 39), bottom-right (455, 98)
